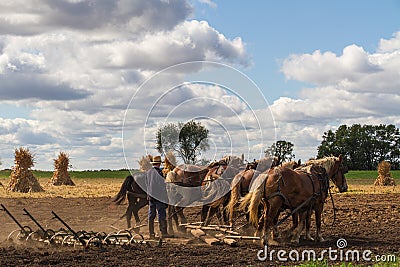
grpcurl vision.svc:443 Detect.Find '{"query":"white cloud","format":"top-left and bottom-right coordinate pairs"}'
top-left (378, 32), bottom-right (400, 53)
top-left (281, 44), bottom-right (381, 86)
top-left (198, 0), bottom-right (217, 9)
top-left (0, 0), bottom-right (250, 170)
top-left (273, 31), bottom-right (400, 161)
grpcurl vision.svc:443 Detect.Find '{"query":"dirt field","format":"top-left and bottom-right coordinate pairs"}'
top-left (0, 193), bottom-right (399, 266)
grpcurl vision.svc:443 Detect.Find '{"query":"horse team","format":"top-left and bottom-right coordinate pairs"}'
top-left (113, 154), bottom-right (348, 245)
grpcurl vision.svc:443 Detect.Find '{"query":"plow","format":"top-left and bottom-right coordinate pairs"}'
top-left (1, 204), bottom-right (146, 248)
top-left (1, 203), bottom-right (260, 249)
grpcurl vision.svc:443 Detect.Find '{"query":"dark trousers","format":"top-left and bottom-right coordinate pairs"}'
top-left (148, 199), bottom-right (167, 222)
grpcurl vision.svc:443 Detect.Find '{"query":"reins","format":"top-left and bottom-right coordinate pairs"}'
top-left (328, 186), bottom-right (337, 226)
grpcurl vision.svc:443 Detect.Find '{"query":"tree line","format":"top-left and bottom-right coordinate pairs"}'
top-left (156, 121), bottom-right (400, 170)
top-left (317, 124), bottom-right (400, 170)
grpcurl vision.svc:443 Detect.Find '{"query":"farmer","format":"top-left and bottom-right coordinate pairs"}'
top-left (146, 155), bottom-right (173, 238)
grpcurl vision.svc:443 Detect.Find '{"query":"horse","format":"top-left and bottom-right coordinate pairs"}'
top-left (200, 162), bottom-right (241, 225)
top-left (240, 155), bottom-right (347, 245)
top-left (295, 156), bottom-right (348, 242)
top-left (226, 157), bottom-right (280, 227)
top-left (112, 172), bottom-right (148, 229)
top-left (165, 163), bottom-right (212, 234)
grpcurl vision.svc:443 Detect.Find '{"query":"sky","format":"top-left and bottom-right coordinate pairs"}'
top-left (0, 0), bottom-right (399, 170)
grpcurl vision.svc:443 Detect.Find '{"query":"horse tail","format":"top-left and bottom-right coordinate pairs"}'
top-left (226, 175), bottom-right (242, 221)
top-left (112, 175), bottom-right (134, 205)
top-left (247, 173), bottom-right (268, 226)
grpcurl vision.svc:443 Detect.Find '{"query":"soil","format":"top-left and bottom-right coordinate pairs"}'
top-left (0, 194), bottom-right (399, 266)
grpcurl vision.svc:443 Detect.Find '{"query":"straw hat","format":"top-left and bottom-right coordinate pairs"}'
top-left (151, 155), bottom-right (162, 164)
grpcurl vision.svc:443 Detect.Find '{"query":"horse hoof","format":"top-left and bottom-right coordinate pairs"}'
top-left (290, 238), bottom-right (300, 245)
top-left (306, 235), bottom-right (314, 241)
top-left (268, 239), bottom-right (280, 246)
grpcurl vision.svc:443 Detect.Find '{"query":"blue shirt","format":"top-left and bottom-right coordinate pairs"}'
top-left (146, 166), bottom-right (168, 203)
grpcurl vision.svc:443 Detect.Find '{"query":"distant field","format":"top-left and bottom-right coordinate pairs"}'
top-left (0, 169), bottom-right (398, 198)
top-left (0, 169), bottom-right (135, 179)
top-left (1, 169), bottom-right (399, 179)
top-left (345, 170), bottom-right (400, 179)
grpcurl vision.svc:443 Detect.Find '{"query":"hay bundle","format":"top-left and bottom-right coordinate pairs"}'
top-left (374, 161), bottom-right (396, 186)
top-left (7, 147), bottom-right (44, 193)
top-left (138, 155), bottom-right (152, 172)
top-left (49, 152), bottom-right (75, 186)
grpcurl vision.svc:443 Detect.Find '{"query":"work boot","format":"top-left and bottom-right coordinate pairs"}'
top-left (159, 220), bottom-right (173, 238)
top-left (149, 220), bottom-right (156, 239)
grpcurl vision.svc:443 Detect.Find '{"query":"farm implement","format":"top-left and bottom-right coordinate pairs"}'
top-left (180, 222), bottom-right (260, 246)
top-left (1, 204), bottom-right (146, 248)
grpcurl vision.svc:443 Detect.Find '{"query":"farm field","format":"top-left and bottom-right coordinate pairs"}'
top-left (0, 170), bottom-right (399, 266)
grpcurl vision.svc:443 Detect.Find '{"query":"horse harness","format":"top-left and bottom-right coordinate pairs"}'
top-left (265, 165), bottom-right (330, 227)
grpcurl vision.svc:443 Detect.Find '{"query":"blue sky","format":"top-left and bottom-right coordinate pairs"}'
top-left (0, 0), bottom-right (399, 170)
top-left (193, 0), bottom-right (400, 100)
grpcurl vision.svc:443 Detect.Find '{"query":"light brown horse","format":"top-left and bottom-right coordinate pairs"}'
top-left (240, 155), bottom-right (347, 245)
top-left (165, 163), bottom-right (211, 233)
top-left (226, 157), bottom-right (280, 226)
top-left (200, 163), bottom-right (241, 225)
top-left (295, 156), bottom-right (348, 242)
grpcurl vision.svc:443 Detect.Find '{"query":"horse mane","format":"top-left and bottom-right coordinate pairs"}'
top-left (138, 155), bottom-right (152, 172)
top-left (302, 156), bottom-right (337, 174)
top-left (281, 159), bottom-right (301, 169)
top-left (163, 151), bottom-right (177, 176)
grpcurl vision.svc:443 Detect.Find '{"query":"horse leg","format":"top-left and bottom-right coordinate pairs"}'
top-left (290, 209), bottom-right (307, 244)
top-left (125, 195), bottom-right (135, 229)
top-left (201, 205), bottom-right (210, 225)
top-left (204, 206), bottom-right (217, 226)
top-left (315, 202), bottom-right (325, 242)
top-left (272, 209), bottom-right (281, 241)
top-left (215, 206), bottom-right (225, 225)
top-left (222, 207), bottom-right (229, 225)
top-left (305, 207), bottom-right (314, 241)
top-left (125, 205), bottom-right (133, 229)
top-left (131, 198), bottom-right (148, 233)
top-left (259, 198), bottom-right (282, 246)
top-left (167, 205), bottom-right (175, 235)
top-left (176, 207), bottom-right (186, 232)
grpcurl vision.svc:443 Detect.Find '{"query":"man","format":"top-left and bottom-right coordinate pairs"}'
top-left (146, 155), bottom-right (173, 238)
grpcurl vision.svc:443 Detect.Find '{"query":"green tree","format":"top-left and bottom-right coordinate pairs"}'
top-left (318, 124), bottom-right (400, 170)
top-left (156, 120), bottom-right (209, 164)
top-left (265, 140), bottom-right (295, 165)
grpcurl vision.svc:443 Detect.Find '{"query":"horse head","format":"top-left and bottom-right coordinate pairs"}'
top-left (329, 155), bottom-right (348, 193)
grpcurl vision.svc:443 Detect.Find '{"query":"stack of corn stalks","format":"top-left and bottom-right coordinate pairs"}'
top-left (7, 147), bottom-right (44, 193)
top-left (49, 152), bottom-right (75, 186)
top-left (138, 155), bottom-right (152, 172)
top-left (374, 161), bottom-right (396, 186)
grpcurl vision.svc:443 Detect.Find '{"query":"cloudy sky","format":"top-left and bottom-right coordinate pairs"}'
top-left (0, 0), bottom-right (399, 170)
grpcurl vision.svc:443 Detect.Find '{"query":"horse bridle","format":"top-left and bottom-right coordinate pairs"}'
top-left (330, 162), bottom-right (348, 192)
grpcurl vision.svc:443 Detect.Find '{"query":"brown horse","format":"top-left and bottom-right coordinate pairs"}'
top-left (226, 157), bottom-right (280, 226)
top-left (296, 156), bottom-right (348, 242)
top-left (112, 172), bottom-right (148, 229)
top-left (165, 164), bottom-right (212, 233)
top-left (200, 163), bottom-right (241, 225)
top-left (241, 155), bottom-right (347, 245)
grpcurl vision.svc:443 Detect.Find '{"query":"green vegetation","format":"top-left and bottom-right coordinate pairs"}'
top-left (345, 170), bottom-right (400, 179)
top-left (318, 124), bottom-right (400, 170)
